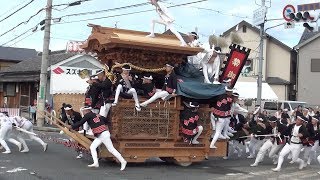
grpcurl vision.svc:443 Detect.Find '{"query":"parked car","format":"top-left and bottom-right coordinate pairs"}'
top-left (262, 100), bottom-right (307, 116)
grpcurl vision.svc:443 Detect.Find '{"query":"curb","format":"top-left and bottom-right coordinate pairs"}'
top-left (33, 126), bottom-right (60, 132)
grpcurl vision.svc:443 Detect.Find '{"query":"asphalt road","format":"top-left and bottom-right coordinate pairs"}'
top-left (1, 131), bottom-right (320, 180)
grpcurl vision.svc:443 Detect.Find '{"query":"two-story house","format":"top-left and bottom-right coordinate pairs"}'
top-left (294, 28), bottom-right (320, 106)
top-left (0, 46), bottom-right (37, 108)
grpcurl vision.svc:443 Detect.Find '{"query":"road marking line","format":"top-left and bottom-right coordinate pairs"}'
top-left (6, 167), bottom-right (27, 173)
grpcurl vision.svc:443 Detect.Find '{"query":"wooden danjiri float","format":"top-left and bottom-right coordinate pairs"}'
top-left (52, 24), bottom-right (251, 167)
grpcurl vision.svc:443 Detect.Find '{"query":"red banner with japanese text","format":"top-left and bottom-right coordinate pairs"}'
top-left (219, 44), bottom-right (251, 88)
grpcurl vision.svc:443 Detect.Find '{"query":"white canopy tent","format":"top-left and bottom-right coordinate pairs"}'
top-left (234, 82), bottom-right (278, 101)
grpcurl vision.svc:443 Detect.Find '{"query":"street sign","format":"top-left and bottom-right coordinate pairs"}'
top-left (283, 4), bottom-right (296, 22)
top-left (284, 22), bottom-right (295, 29)
top-left (298, 2), bottom-right (320, 11)
top-left (253, 6), bottom-right (267, 26)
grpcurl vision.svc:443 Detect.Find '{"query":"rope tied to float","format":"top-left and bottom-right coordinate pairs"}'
top-left (103, 63), bottom-right (166, 84)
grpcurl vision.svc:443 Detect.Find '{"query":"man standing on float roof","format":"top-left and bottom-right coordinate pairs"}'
top-left (146, 0), bottom-right (187, 46)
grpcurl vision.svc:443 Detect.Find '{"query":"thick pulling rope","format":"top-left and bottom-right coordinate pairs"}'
top-left (35, 110), bottom-right (92, 150)
top-left (238, 134), bottom-right (283, 143)
top-left (36, 133), bottom-right (90, 153)
top-left (104, 63), bottom-right (166, 84)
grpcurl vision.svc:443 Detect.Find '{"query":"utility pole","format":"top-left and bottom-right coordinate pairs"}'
top-left (37, 0), bottom-right (52, 127)
top-left (257, 0), bottom-right (266, 106)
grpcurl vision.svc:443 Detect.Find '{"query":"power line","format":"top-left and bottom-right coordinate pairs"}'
top-left (0, 8), bottom-right (44, 39)
top-left (0, 0), bottom-right (92, 39)
top-left (55, 0), bottom-right (208, 24)
top-left (0, 0), bottom-right (28, 18)
top-left (7, 30), bottom-right (39, 47)
top-left (189, 6), bottom-right (252, 19)
top-left (0, 0), bottom-right (36, 23)
top-left (52, 0), bottom-right (92, 7)
top-left (51, 0), bottom-right (93, 11)
top-left (58, 2), bottom-right (149, 18)
top-left (1, 26), bottom-right (37, 46)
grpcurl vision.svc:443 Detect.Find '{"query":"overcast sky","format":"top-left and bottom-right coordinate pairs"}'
top-left (0, 0), bottom-right (318, 51)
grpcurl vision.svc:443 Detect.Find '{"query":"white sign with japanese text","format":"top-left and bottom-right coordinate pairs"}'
top-left (253, 6), bottom-right (267, 26)
top-left (50, 66), bottom-right (100, 94)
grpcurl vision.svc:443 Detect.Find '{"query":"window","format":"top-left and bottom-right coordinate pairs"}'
top-left (242, 25), bottom-right (247, 33)
top-left (241, 58), bottom-right (253, 76)
top-left (263, 102), bottom-right (281, 110)
top-left (290, 103), bottom-right (306, 109)
top-left (283, 103), bottom-right (290, 110)
top-left (4, 83), bottom-right (16, 97)
top-left (311, 59), bottom-right (320, 72)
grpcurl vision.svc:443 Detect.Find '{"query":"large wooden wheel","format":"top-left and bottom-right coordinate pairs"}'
top-left (173, 160), bottom-right (193, 167)
top-left (159, 157), bottom-right (175, 163)
top-left (160, 157), bottom-right (193, 167)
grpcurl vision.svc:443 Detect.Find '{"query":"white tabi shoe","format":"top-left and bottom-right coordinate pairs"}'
top-left (146, 34), bottom-right (155, 38)
top-left (111, 103), bottom-right (117, 107)
top-left (140, 103), bottom-right (147, 108)
top-left (212, 81), bottom-right (221, 85)
top-left (209, 144), bottom-right (217, 149)
top-left (273, 158), bottom-right (278, 165)
top-left (289, 160), bottom-right (294, 164)
top-left (17, 143), bottom-right (22, 152)
top-left (222, 156), bottom-right (228, 160)
top-left (88, 163), bottom-right (99, 168)
top-left (298, 161), bottom-right (305, 170)
top-left (76, 153), bottom-right (83, 159)
top-left (218, 134), bottom-right (227, 139)
top-left (43, 143), bottom-right (48, 152)
top-left (2, 150), bottom-right (11, 154)
top-left (135, 105), bottom-right (141, 112)
top-left (120, 161), bottom-right (127, 171)
top-left (227, 132), bottom-right (234, 137)
top-left (247, 155), bottom-right (254, 159)
top-left (307, 157), bottom-right (311, 165)
top-left (272, 168), bottom-right (281, 172)
top-left (250, 163), bottom-right (258, 167)
top-left (238, 151), bottom-right (242, 158)
top-left (191, 140), bottom-right (200, 145)
top-left (21, 149), bottom-right (29, 153)
top-left (228, 128), bottom-right (237, 133)
top-left (224, 135), bottom-right (230, 139)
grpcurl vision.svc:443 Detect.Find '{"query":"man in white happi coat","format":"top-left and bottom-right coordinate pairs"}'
top-left (146, 0), bottom-right (187, 46)
top-left (272, 115), bottom-right (309, 172)
top-left (250, 116), bottom-right (287, 167)
top-left (0, 112), bottom-right (22, 154)
top-left (11, 116), bottom-right (48, 152)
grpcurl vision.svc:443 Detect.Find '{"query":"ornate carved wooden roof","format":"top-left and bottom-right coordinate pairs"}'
top-left (81, 24), bottom-right (203, 55)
